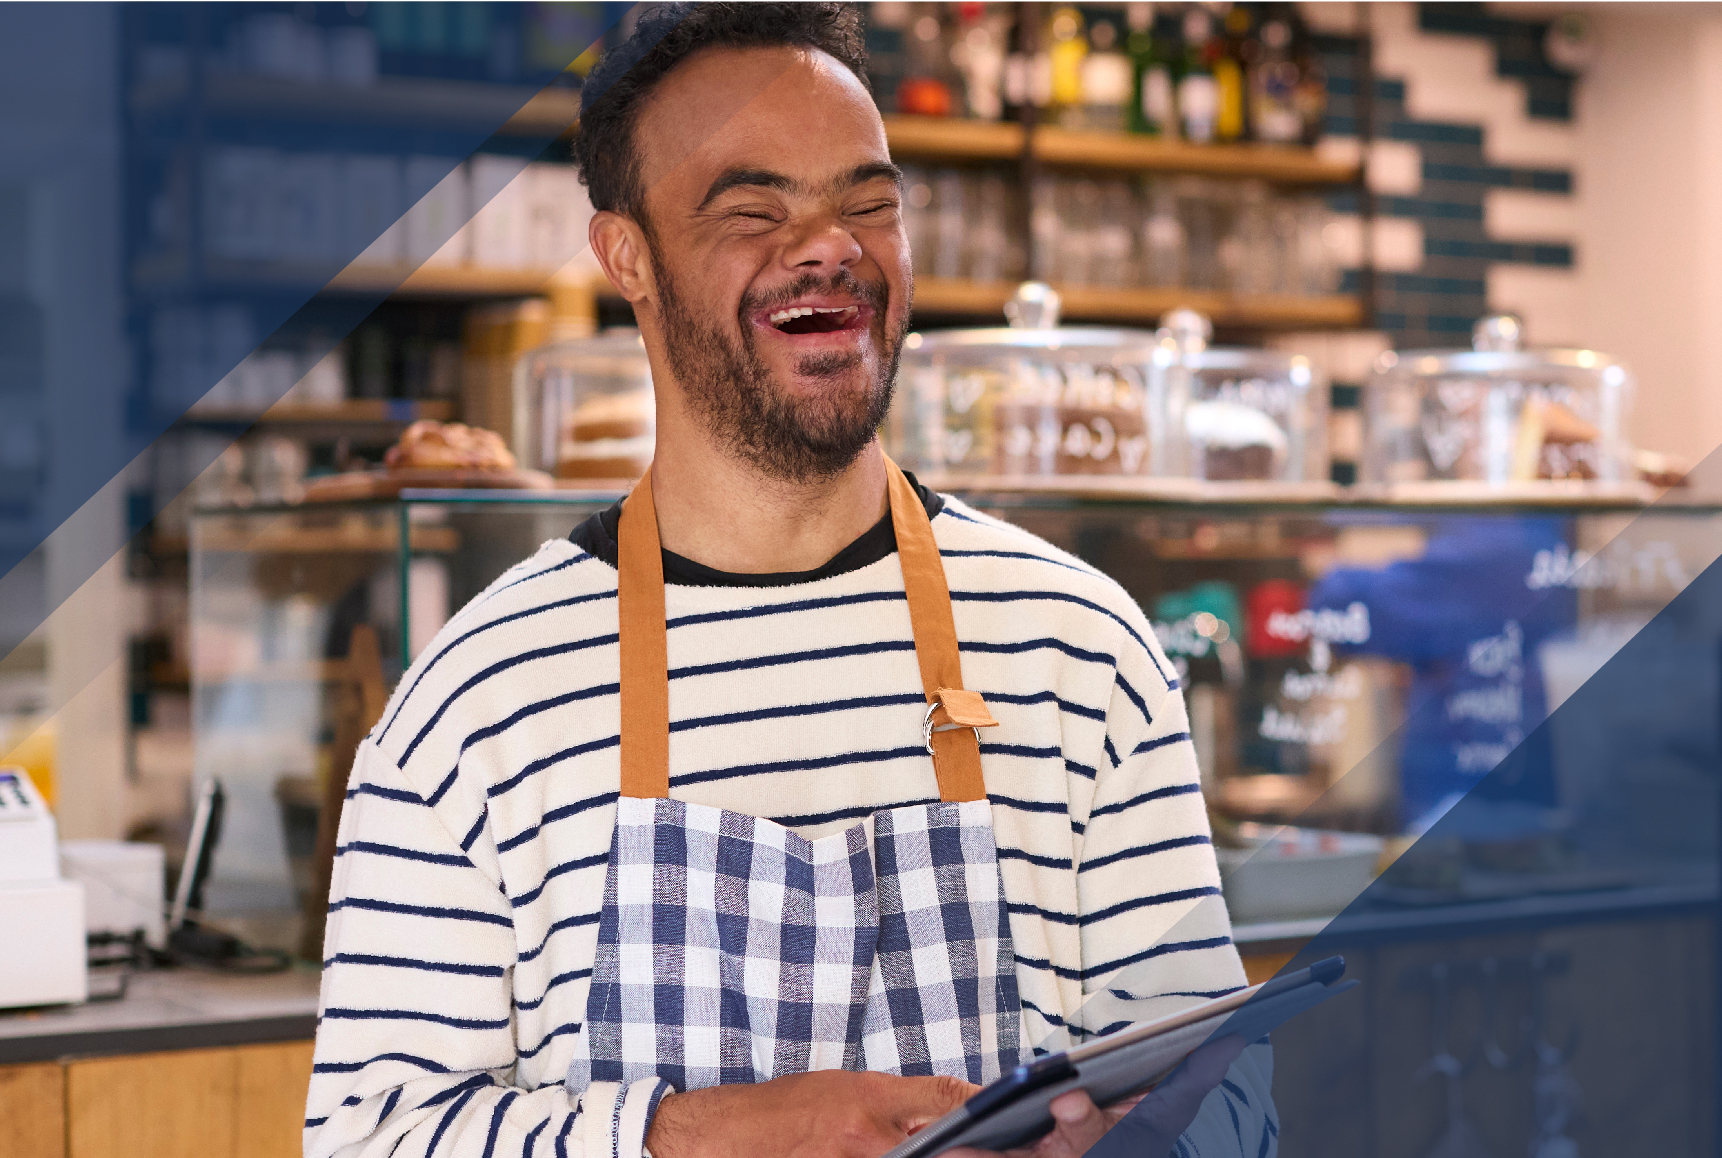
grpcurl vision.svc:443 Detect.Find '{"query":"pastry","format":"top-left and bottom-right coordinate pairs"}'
top-left (557, 390), bottom-right (654, 480)
top-left (1184, 398), bottom-right (1288, 481)
top-left (993, 364), bottom-right (1151, 476)
top-left (385, 420), bottom-right (516, 471)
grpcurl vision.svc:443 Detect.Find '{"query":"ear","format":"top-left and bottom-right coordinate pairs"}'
top-left (588, 210), bottom-right (656, 307)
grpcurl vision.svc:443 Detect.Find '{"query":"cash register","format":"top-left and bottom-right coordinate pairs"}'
top-left (0, 767), bottom-right (88, 1008)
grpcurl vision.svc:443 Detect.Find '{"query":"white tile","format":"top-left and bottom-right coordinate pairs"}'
top-left (1320, 214), bottom-right (1424, 272)
top-left (1374, 216), bottom-right (1427, 270)
top-left (1327, 331), bottom-right (1396, 382)
top-left (1316, 136), bottom-right (1361, 170)
top-left (1484, 116), bottom-right (1578, 168)
top-left (1484, 189), bottom-right (1580, 241)
top-left (1298, 1), bottom-right (1359, 35)
top-left (1268, 331), bottom-right (1393, 384)
top-left (1369, 1), bottom-right (1579, 168)
top-left (1487, 265), bottom-right (1582, 345)
top-left (1368, 140), bottom-right (1424, 196)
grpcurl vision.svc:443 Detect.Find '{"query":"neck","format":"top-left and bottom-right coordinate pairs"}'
top-left (648, 415), bottom-right (889, 575)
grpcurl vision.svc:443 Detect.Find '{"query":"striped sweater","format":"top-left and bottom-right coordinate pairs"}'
top-left (307, 496), bottom-right (1276, 1158)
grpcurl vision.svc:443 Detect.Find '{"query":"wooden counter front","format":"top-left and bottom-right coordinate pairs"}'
top-left (3, 1039), bottom-right (312, 1158)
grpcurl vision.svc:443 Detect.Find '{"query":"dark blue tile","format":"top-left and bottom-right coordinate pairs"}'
top-left (1419, 4), bottom-right (1503, 38)
top-left (1428, 314), bottom-right (1480, 333)
top-left (1529, 244), bottom-right (1575, 267)
top-left (1311, 34), bottom-right (1362, 58)
top-left (1529, 170), bottom-right (1573, 193)
top-left (1381, 195), bottom-right (1485, 222)
top-left (1426, 238), bottom-right (1513, 260)
top-left (1423, 162), bottom-right (1514, 185)
top-left (1389, 121), bottom-right (1484, 146)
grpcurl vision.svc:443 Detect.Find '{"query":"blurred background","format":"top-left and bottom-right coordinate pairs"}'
top-left (0, 4), bottom-right (1718, 1157)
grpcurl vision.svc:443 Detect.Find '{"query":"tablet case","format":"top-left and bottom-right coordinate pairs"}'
top-left (885, 957), bottom-right (1358, 1158)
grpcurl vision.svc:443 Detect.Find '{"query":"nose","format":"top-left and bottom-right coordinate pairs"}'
top-left (780, 213), bottom-right (862, 275)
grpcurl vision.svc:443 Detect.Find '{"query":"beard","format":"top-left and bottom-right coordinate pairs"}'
top-left (648, 245), bottom-right (905, 484)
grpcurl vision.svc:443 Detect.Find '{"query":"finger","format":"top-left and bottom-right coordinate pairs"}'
top-left (1044, 1090), bottom-right (1113, 1157)
top-left (894, 1074), bottom-right (983, 1130)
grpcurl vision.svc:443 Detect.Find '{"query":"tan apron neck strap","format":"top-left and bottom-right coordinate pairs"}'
top-left (885, 457), bottom-right (994, 803)
top-left (618, 467), bottom-right (670, 800)
top-left (620, 458), bottom-right (993, 804)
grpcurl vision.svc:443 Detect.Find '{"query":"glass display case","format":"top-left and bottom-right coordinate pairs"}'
top-left (511, 328), bottom-right (654, 481)
top-left (188, 490), bottom-right (614, 945)
top-left (886, 285), bottom-right (1327, 485)
top-left (187, 487), bottom-right (1721, 949)
top-left (1363, 314), bottom-right (1636, 494)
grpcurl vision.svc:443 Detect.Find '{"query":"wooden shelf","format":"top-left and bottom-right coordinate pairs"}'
top-left (183, 400), bottom-right (456, 425)
top-left (129, 75), bottom-right (1349, 181)
top-left (912, 278), bottom-right (1363, 329)
top-left (1031, 127), bottom-right (1358, 183)
top-left (327, 264), bottom-right (565, 296)
top-left (882, 115), bottom-right (1025, 161)
top-left (881, 117), bottom-right (1357, 183)
top-left (132, 72), bottom-right (578, 137)
top-left (135, 255), bottom-right (571, 299)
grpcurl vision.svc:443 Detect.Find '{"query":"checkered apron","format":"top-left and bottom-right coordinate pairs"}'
top-left (565, 459), bottom-right (1023, 1095)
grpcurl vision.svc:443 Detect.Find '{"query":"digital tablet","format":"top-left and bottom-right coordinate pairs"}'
top-left (884, 957), bottom-right (1358, 1158)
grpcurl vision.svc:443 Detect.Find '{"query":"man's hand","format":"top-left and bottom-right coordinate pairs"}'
top-left (945, 1036), bottom-right (1248, 1158)
top-left (645, 1069), bottom-right (979, 1158)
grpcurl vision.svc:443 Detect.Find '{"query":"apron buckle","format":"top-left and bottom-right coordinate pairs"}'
top-left (922, 689), bottom-right (998, 755)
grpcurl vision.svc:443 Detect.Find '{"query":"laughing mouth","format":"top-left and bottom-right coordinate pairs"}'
top-left (766, 305), bottom-right (862, 335)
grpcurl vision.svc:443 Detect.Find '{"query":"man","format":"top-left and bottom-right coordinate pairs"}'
top-left (307, 7), bottom-right (1274, 1158)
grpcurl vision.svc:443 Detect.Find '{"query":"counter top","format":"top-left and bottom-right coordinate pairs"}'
top-left (3, 875), bottom-right (1711, 1065)
top-left (0, 966), bottom-right (321, 1065)
top-left (1232, 872), bottom-right (1718, 951)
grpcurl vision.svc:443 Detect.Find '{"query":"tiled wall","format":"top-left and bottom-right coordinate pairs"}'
top-left (1283, 2), bottom-right (1584, 483)
top-left (1308, 1), bottom-right (1583, 351)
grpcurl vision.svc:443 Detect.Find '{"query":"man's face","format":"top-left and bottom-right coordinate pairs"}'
top-left (629, 47), bottom-right (912, 482)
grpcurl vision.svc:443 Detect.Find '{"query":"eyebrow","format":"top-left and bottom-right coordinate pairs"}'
top-left (697, 161), bottom-right (904, 209)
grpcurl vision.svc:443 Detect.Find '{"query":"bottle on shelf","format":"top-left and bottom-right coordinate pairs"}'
top-left (864, 1), bottom-right (912, 114)
top-left (951, 2), bottom-right (1007, 121)
top-left (1214, 4), bottom-right (1254, 144)
top-left (1002, 5), bottom-right (1053, 120)
top-left (1176, 7), bottom-right (1220, 144)
top-left (1078, 17), bottom-right (1134, 132)
top-left (1047, 7), bottom-right (1089, 128)
top-left (1249, 16), bottom-right (1303, 144)
top-left (1125, 2), bottom-right (1175, 137)
top-left (896, 3), bottom-right (956, 116)
top-left (1291, 12), bottom-right (1329, 146)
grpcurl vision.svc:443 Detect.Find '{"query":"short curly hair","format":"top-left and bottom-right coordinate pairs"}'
top-left (571, 3), bottom-right (871, 221)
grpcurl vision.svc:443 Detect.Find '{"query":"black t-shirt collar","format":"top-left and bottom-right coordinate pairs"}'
top-left (568, 470), bottom-right (944, 588)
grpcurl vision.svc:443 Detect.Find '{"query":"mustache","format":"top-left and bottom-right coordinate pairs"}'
top-left (738, 269), bottom-right (890, 319)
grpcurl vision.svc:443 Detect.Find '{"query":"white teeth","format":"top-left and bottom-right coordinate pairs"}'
top-left (768, 305), bottom-right (859, 326)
